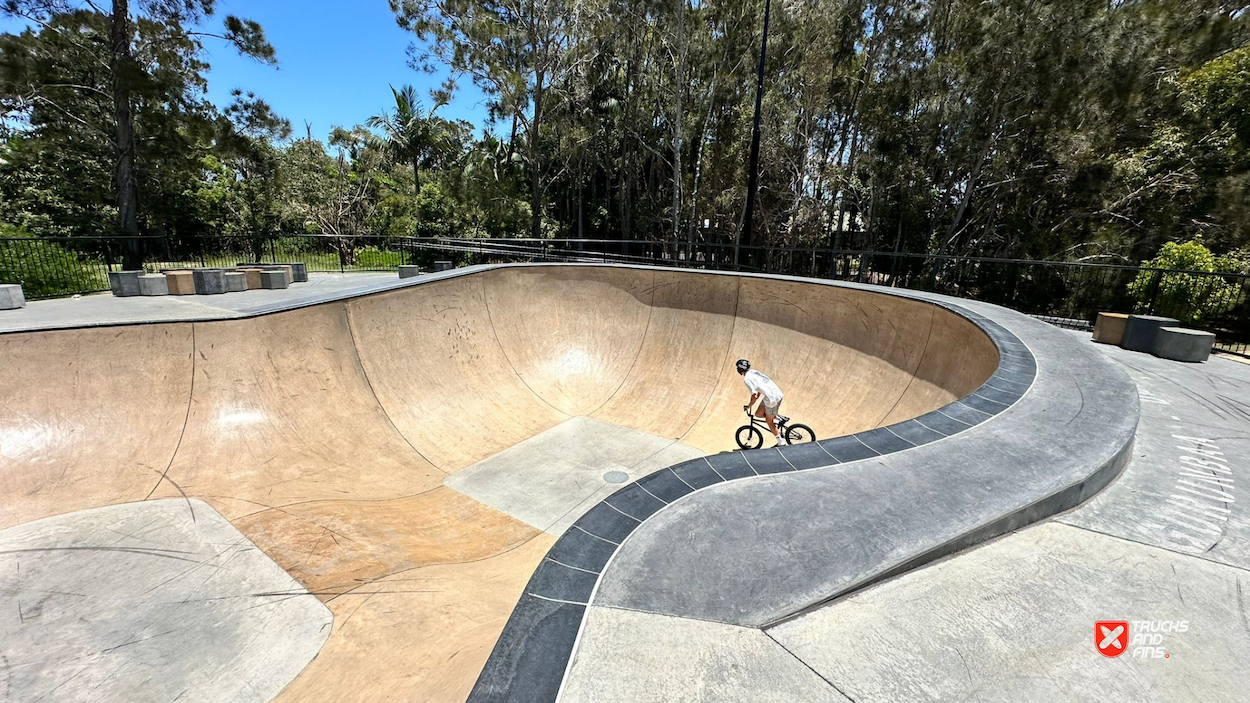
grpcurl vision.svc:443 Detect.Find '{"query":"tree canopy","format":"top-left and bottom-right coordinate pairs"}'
top-left (1, 0), bottom-right (1248, 269)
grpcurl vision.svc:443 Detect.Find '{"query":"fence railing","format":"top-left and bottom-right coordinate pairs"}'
top-left (2, 234), bottom-right (1246, 357)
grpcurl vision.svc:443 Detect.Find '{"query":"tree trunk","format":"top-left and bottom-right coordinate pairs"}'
top-left (413, 157), bottom-right (420, 197)
top-left (529, 74), bottom-right (545, 240)
top-left (672, 0), bottom-right (685, 245)
top-left (110, 0), bottom-right (141, 269)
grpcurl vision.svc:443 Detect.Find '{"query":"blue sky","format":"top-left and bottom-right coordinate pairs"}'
top-left (2, 0), bottom-right (492, 143)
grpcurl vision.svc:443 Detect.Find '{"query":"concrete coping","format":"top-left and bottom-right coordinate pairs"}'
top-left (465, 269), bottom-right (1139, 703)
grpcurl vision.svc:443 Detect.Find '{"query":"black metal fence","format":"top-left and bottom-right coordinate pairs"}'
top-left (2, 234), bottom-right (1247, 357)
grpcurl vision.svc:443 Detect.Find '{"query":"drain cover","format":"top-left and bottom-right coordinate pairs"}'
top-left (602, 471), bottom-right (629, 484)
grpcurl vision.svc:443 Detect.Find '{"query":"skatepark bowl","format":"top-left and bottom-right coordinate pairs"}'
top-left (0, 264), bottom-right (1138, 703)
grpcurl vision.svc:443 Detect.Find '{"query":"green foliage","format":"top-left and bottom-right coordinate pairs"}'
top-left (1127, 240), bottom-right (1244, 323)
top-left (0, 228), bottom-right (108, 296)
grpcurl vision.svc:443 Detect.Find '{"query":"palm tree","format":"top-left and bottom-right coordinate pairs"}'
top-left (366, 85), bottom-right (450, 198)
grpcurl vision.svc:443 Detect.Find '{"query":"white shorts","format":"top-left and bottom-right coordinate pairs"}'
top-left (762, 399), bottom-right (782, 417)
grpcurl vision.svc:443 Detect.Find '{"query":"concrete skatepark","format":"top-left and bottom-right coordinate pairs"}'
top-left (1, 264), bottom-right (1246, 702)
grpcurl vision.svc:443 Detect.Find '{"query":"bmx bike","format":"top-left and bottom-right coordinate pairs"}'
top-left (735, 405), bottom-right (815, 450)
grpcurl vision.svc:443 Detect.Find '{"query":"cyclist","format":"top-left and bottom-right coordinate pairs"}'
top-left (737, 359), bottom-right (786, 446)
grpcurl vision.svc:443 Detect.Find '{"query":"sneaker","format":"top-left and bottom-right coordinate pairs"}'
top-left (775, 434), bottom-right (788, 446)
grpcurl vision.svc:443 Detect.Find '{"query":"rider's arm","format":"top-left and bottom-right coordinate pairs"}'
top-left (747, 391), bottom-right (760, 409)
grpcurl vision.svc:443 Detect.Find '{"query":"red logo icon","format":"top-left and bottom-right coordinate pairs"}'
top-left (1097, 621), bottom-right (1129, 657)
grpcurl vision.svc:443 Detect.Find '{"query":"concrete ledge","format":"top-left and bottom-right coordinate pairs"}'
top-left (0, 283), bottom-right (25, 309)
top-left (1120, 314), bottom-right (1179, 352)
top-left (1153, 326), bottom-right (1214, 363)
top-left (138, 274), bottom-right (168, 296)
top-left (399, 265), bottom-right (421, 279)
top-left (435, 260), bottom-right (454, 272)
top-left (239, 268), bottom-right (264, 289)
top-left (108, 270), bottom-right (142, 297)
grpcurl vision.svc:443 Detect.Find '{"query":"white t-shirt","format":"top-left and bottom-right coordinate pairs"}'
top-left (743, 369), bottom-right (784, 405)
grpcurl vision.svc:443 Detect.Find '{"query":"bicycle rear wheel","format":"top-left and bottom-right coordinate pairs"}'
top-left (735, 425), bottom-right (764, 450)
top-left (785, 423), bottom-right (815, 445)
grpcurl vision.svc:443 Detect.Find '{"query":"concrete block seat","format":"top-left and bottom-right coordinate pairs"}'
top-left (237, 268), bottom-right (264, 289)
top-left (1092, 312), bottom-right (1129, 345)
top-left (399, 265), bottom-right (420, 279)
top-left (191, 268), bottom-right (227, 295)
top-left (237, 263), bottom-right (295, 285)
top-left (273, 262), bottom-right (308, 283)
top-left (260, 269), bottom-right (288, 289)
top-left (434, 260), bottom-right (454, 272)
top-left (164, 270), bottom-right (196, 295)
top-left (224, 271), bottom-right (248, 293)
top-left (1152, 326), bottom-right (1215, 363)
top-left (1120, 314), bottom-right (1180, 352)
top-left (0, 284), bottom-right (25, 309)
top-left (108, 270), bottom-right (142, 297)
top-left (137, 274), bottom-right (168, 296)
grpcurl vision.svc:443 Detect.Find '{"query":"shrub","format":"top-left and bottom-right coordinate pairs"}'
top-left (1127, 240), bottom-right (1243, 323)
top-left (0, 230), bottom-right (110, 298)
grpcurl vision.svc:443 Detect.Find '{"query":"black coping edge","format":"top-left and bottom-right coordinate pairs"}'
top-left (466, 289), bottom-right (1037, 703)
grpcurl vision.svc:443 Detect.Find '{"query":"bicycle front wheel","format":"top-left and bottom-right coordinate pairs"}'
top-left (785, 423), bottom-right (815, 445)
top-left (736, 425), bottom-right (764, 450)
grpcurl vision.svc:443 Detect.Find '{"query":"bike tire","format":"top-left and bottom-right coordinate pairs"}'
top-left (736, 425), bottom-right (764, 450)
top-left (785, 423), bottom-right (815, 445)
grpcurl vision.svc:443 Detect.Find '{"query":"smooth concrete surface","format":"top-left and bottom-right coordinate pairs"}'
top-left (1093, 312), bottom-right (1128, 344)
top-left (1060, 336), bottom-right (1250, 571)
top-left (0, 498), bottom-right (332, 703)
top-left (1121, 314), bottom-right (1180, 353)
top-left (1152, 326), bottom-right (1215, 362)
top-left (138, 273), bottom-right (168, 296)
top-left (562, 606), bottom-right (850, 703)
top-left (108, 269), bottom-right (141, 296)
top-left (447, 417), bottom-right (704, 534)
top-left (768, 523), bottom-right (1250, 703)
top-left (0, 283), bottom-right (24, 309)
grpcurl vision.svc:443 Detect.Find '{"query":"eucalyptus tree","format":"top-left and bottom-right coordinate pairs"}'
top-left (1, 0), bottom-right (274, 266)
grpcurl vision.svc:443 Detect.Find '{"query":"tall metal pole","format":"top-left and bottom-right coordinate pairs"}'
top-left (739, 0), bottom-right (772, 270)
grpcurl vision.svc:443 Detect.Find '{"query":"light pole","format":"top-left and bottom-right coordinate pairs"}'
top-left (739, 0), bottom-right (772, 270)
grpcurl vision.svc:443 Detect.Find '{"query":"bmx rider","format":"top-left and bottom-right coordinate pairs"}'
top-left (737, 359), bottom-right (786, 446)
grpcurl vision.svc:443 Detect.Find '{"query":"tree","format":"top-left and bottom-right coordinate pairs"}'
top-left (1, 0), bottom-right (276, 267)
top-left (366, 84), bottom-right (457, 197)
top-left (392, 0), bottom-right (585, 239)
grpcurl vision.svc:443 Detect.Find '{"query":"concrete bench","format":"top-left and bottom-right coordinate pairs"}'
top-left (1092, 312), bottom-right (1129, 345)
top-left (138, 274), bottom-right (169, 296)
top-left (0, 284), bottom-right (25, 310)
top-left (260, 269), bottom-right (288, 289)
top-left (398, 265), bottom-right (421, 279)
top-left (1153, 327), bottom-right (1215, 363)
top-left (108, 270), bottom-right (143, 297)
top-left (434, 260), bottom-right (454, 272)
top-left (237, 263), bottom-right (298, 284)
top-left (224, 271), bottom-right (248, 293)
top-left (164, 271), bottom-right (195, 295)
top-left (192, 268), bottom-right (227, 295)
top-left (1120, 314), bottom-right (1180, 353)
